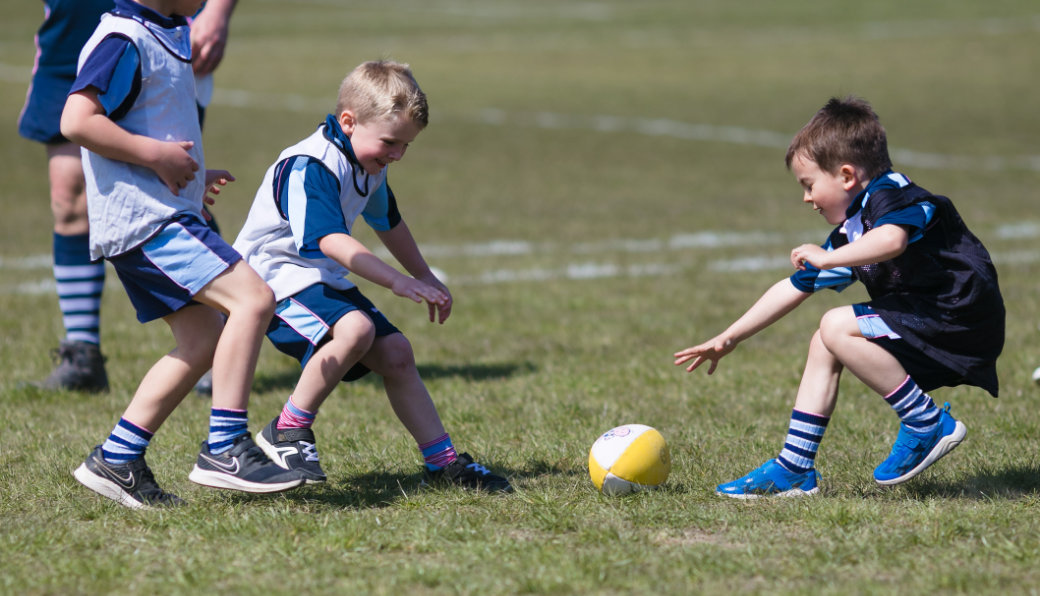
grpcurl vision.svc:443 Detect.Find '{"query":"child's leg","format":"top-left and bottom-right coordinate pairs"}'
top-left (818, 305), bottom-right (965, 485)
top-left (361, 333), bottom-right (512, 492)
top-left (360, 333), bottom-right (446, 446)
top-left (191, 260), bottom-right (275, 412)
top-left (74, 305), bottom-right (220, 509)
top-left (117, 305), bottom-right (223, 434)
top-left (42, 143), bottom-right (108, 392)
top-left (287, 311), bottom-right (375, 416)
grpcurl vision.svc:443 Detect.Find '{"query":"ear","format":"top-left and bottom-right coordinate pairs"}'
top-left (838, 164), bottom-right (864, 191)
top-left (338, 110), bottom-right (357, 136)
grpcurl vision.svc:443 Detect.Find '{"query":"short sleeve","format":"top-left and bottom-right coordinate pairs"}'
top-left (360, 182), bottom-right (402, 232)
top-left (273, 155), bottom-right (349, 258)
top-left (70, 34), bottom-right (141, 120)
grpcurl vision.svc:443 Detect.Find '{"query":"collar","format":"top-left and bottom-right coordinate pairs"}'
top-left (321, 114), bottom-right (372, 196)
top-left (845, 170), bottom-right (911, 218)
top-left (322, 114), bottom-right (361, 165)
top-left (112, 0), bottom-right (188, 28)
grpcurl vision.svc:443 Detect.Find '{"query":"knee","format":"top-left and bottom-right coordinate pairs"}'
top-left (817, 308), bottom-right (846, 350)
top-left (369, 334), bottom-right (416, 378)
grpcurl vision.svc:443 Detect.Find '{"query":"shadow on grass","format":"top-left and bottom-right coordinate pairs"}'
top-left (252, 360), bottom-right (538, 393)
top-left (905, 463), bottom-right (1040, 499)
top-left (214, 457), bottom-right (575, 510)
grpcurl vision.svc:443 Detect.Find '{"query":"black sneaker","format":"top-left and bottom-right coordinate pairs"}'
top-left (193, 370), bottom-right (213, 397)
top-left (73, 446), bottom-right (184, 509)
top-left (188, 434), bottom-right (305, 493)
top-left (41, 340), bottom-right (109, 393)
top-left (255, 418), bottom-right (327, 484)
top-left (421, 452), bottom-right (513, 493)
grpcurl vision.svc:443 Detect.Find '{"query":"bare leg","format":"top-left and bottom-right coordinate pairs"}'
top-left (47, 143), bottom-right (88, 236)
top-left (191, 260), bottom-right (275, 410)
top-left (290, 311), bottom-right (375, 412)
top-left (818, 306), bottom-right (908, 395)
top-left (120, 305), bottom-right (223, 431)
top-left (793, 329), bottom-right (844, 417)
top-left (360, 333), bottom-right (445, 445)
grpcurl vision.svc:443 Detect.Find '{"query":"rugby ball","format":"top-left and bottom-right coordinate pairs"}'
top-left (588, 424), bottom-right (671, 496)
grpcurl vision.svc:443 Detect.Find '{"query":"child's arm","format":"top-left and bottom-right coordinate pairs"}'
top-left (61, 90), bottom-right (198, 195)
top-left (374, 222), bottom-right (453, 323)
top-left (791, 224), bottom-right (908, 271)
top-left (674, 279), bottom-right (811, 374)
top-left (317, 232), bottom-right (450, 316)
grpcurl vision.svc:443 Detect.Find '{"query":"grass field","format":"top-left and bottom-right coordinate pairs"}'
top-left (2, 1), bottom-right (1040, 594)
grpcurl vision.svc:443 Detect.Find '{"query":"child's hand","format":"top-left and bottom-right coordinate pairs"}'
top-left (391, 276), bottom-right (451, 320)
top-left (674, 335), bottom-right (736, 375)
top-left (203, 169), bottom-right (235, 209)
top-left (791, 243), bottom-right (827, 271)
top-left (153, 140), bottom-right (199, 196)
top-left (418, 273), bottom-right (453, 324)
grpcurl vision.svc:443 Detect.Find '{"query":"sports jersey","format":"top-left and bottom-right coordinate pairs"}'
top-left (233, 114), bottom-right (403, 301)
top-left (18, 0), bottom-right (111, 143)
top-left (790, 171), bottom-right (1004, 396)
top-left (71, 0), bottom-right (204, 260)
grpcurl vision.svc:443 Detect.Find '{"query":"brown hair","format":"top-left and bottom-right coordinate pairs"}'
top-left (785, 96), bottom-right (891, 178)
top-left (335, 60), bottom-right (428, 128)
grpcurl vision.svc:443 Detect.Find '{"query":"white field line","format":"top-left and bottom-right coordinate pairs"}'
top-left (3, 224), bottom-right (1038, 292)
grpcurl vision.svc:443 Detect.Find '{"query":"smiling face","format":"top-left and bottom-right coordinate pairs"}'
top-left (338, 110), bottom-right (422, 175)
top-left (790, 152), bottom-right (865, 225)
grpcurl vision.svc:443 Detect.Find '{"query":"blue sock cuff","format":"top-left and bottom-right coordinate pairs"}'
top-left (53, 232), bottom-right (94, 266)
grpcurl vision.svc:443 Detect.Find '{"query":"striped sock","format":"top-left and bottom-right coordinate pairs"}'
top-left (276, 396), bottom-right (316, 429)
top-left (419, 433), bottom-right (457, 471)
top-left (101, 418), bottom-right (153, 464)
top-left (53, 232), bottom-right (104, 345)
top-left (208, 408), bottom-right (249, 454)
top-left (776, 409), bottom-right (829, 474)
top-left (885, 375), bottom-right (940, 433)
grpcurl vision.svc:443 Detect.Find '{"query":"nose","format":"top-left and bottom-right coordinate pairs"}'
top-left (802, 190), bottom-right (813, 203)
top-left (389, 146), bottom-right (406, 162)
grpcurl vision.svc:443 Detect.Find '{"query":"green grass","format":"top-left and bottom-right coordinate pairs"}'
top-left (3, 1), bottom-right (1040, 594)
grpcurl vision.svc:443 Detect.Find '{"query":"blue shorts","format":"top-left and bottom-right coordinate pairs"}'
top-left (108, 215), bottom-right (241, 323)
top-left (267, 283), bottom-right (400, 382)
top-left (854, 303), bottom-right (963, 392)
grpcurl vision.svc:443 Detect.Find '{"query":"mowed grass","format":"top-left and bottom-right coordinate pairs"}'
top-left (2, 0), bottom-right (1040, 594)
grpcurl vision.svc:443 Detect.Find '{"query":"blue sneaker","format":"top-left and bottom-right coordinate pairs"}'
top-left (874, 402), bottom-right (966, 486)
top-left (716, 459), bottom-right (820, 499)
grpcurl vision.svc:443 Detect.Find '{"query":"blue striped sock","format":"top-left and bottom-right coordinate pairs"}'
top-left (776, 409), bottom-right (829, 474)
top-left (53, 232), bottom-right (104, 345)
top-left (208, 408), bottom-right (249, 454)
top-left (884, 376), bottom-right (940, 433)
top-left (101, 418), bottom-right (153, 464)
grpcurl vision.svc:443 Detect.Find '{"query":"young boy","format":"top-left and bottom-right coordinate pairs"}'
top-left (62, 0), bottom-right (303, 509)
top-left (674, 97), bottom-right (1004, 499)
top-left (19, 0), bottom-right (236, 393)
top-left (233, 60), bottom-right (512, 492)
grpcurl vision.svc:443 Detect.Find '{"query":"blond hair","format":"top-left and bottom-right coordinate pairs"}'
top-left (785, 96), bottom-right (891, 178)
top-left (335, 60), bottom-right (428, 128)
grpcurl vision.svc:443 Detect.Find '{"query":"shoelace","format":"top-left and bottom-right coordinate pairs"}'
top-left (300, 442), bottom-right (320, 462)
top-left (465, 462), bottom-right (492, 476)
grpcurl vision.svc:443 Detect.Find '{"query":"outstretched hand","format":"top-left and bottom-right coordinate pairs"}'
top-left (673, 335), bottom-right (737, 375)
top-left (390, 276), bottom-right (452, 323)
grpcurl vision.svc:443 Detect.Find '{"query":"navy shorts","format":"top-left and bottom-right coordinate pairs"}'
top-left (108, 215), bottom-right (241, 323)
top-left (854, 303), bottom-right (964, 392)
top-left (267, 283), bottom-right (400, 382)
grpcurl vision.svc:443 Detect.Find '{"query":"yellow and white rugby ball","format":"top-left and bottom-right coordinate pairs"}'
top-left (588, 424), bottom-right (670, 496)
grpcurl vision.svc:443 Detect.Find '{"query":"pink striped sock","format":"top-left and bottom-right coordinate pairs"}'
top-left (277, 396), bottom-right (316, 429)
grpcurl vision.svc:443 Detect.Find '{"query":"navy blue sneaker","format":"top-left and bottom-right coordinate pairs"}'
top-left (874, 402), bottom-right (966, 486)
top-left (421, 453), bottom-right (513, 493)
top-left (188, 434), bottom-right (305, 493)
top-left (716, 459), bottom-right (820, 499)
top-left (255, 417), bottom-right (327, 484)
top-left (74, 446), bottom-right (184, 509)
